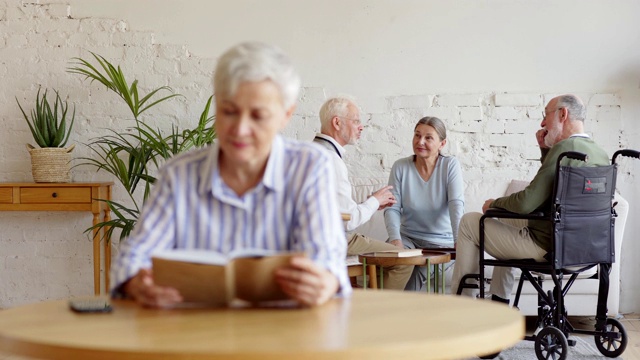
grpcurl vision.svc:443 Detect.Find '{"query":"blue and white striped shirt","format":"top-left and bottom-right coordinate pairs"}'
top-left (111, 135), bottom-right (351, 296)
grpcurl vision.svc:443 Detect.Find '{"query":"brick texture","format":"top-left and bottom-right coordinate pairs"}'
top-left (0, 1), bottom-right (632, 309)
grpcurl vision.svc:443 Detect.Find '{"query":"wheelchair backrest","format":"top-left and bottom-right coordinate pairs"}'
top-left (552, 163), bottom-right (617, 268)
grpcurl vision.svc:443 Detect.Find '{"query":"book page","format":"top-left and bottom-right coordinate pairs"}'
top-left (227, 248), bottom-right (288, 259)
top-left (231, 252), bottom-right (304, 303)
top-left (346, 255), bottom-right (361, 266)
top-left (373, 249), bottom-right (423, 257)
top-left (151, 249), bottom-right (228, 265)
top-left (152, 257), bottom-right (229, 306)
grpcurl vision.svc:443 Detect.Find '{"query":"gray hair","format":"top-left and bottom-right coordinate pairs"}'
top-left (413, 116), bottom-right (448, 162)
top-left (556, 94), bottom-right (586, 122)
top-left (213, 42), bottom-right (301, 108)
top-left (319, 97), bottom-right (354, 131)
top-left (415, 116), bottom-right (447, 141)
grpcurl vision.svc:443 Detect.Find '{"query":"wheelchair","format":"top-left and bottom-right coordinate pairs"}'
top-left (457, 149), bottom-right (639, 360)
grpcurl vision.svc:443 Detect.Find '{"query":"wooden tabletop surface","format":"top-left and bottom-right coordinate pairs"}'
top-left (0, 290), bottom-right (524, 360)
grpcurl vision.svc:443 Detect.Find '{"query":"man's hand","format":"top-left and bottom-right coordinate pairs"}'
top-left (371, 185), bottom-right (396, 210)
top-left (482, 198), bottom-right (495, 213)
top-left (389, 239), bottom-right (403, 248)
top-left (536, 129), bottom-right (549, 149)
top-left (275, 257), bottom-right (339, 307)
top-left (122, 268), bottom-right (183, 308)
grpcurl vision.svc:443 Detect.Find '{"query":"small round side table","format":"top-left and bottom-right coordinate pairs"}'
top-left (358, 251), bottom-right (451, 293)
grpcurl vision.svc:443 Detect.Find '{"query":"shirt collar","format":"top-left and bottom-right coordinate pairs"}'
top-left (199, 135), bottom-right (286, 196)
top-left (315, 133), bottom-right (346, 158)
top-left (262, 135), bottom-right (285, 192)
top-left (570, 133), bottom-right (590, 138)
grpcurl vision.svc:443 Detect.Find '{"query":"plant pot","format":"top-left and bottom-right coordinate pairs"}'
top-left (27, 144), bottom-right (75, 183)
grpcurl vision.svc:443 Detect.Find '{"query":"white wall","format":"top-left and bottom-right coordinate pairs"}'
top-left (1, 0), bottom-right (639, 312)
top-left (70, 0), bottom-right (640, 94)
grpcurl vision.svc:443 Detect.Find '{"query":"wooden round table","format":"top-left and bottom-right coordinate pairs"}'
top-left (359, 251), bottom-right (451, 292)
top-left (422, 247), bottom-right (456, 260)
top-left (0, 290), bottom-right (524, 360)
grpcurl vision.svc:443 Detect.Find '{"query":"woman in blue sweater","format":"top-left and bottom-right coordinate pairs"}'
top-left (384, 117), bottom-right (465, 291)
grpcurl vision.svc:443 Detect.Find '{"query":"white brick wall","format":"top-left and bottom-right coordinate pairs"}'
top-left (0, 1), bottom-right (637, 312)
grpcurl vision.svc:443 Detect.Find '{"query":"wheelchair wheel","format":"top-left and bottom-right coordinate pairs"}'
top-left (535, 326), bottom-right (568, 360)
top-left (594, 318), bottom-right (627, 357)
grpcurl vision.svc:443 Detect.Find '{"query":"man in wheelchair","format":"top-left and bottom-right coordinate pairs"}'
top-left (451, 94), bottom-right (610, 302)
top-left (451, 94), bottom-right (639, 359)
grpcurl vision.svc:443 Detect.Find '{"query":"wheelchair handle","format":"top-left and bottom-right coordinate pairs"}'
top-left (612, 149), bottom-right (640, 164)
top-left (558, 151), bottom-right (588, 163)
top-left (555, 151), bottom-right (588, 174)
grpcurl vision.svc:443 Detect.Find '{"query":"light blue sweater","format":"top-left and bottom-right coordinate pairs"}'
top-left (384, 155), bottom-right (465, 245)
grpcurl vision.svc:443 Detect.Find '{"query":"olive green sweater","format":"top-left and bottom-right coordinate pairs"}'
top-left (491, 136), bottom-right (609, 250)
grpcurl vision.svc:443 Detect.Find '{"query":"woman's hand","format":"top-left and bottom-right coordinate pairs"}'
top-left (389, 239), bottom-right (403, 248)
top-left (275, 257), bottom-right (339, 306)
top-left (122, 268), bottom-right (183, 308)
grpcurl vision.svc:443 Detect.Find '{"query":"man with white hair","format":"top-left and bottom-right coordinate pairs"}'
top-left (313, 97), bottom-right (412, 290)
top-left (451, 94), bottom-right (610, 303)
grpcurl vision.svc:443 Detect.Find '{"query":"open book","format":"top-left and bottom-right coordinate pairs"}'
top-left (372, 248), bottom-right (424, 257)
top-left (346, 255), bottom-right (361, 266)
top-left (151, 249), bottom-right (303, 307)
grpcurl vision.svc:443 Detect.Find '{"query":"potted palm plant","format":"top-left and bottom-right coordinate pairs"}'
top-left (68, 52), bottom-right (216, 242)
top-left (16, 88), bottom-right (76, 182)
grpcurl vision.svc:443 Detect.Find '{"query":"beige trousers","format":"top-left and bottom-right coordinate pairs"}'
top-left (347, 233), bottom-right (413, 290)
top-left (451, 212), bottom-right (547, 299)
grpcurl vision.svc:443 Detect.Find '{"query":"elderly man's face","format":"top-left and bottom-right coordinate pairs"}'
top-left (215, 80), bottom-right (292, 170)
top-left (541, 99), bottom-right (563, 147)
top-left (338, 103), bottom-right (363, 146)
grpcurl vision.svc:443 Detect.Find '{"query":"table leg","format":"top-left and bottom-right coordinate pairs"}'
top-left (379, 267), bottom-right (384, 290)
top-left (426, 259), bottom-right (431, 293)
top-left (367, 265), bottom-right (378, 289)
top-left (435, 264), bottom-right (440, 293)
top-left (362, 259), bottom-right (367, 290)
top-left (92, 213), bottom-right (100, 295)
top-left (442, 264), bottom-right (446, 294)
top-left (104, 205), bottom-right (112, 294)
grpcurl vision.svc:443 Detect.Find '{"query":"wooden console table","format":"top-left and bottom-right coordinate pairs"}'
top-left (0, 182), bottom-right (113, 295)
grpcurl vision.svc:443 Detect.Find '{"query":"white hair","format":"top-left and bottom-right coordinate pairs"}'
top-left (319, 96), bottom-right (356, 131)
top-left (213, 42), bottom-right (301, 108)
top-left (556, 94), bottom-right (586, 122)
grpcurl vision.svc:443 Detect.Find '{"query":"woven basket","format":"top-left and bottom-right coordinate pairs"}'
top-left (27, 144), bottom-right (75, 183)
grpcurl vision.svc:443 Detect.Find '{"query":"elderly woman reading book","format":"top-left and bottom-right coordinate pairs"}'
top-left (111, 42), bottom-right (350, 308)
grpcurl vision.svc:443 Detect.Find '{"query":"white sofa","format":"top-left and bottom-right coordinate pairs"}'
top-left (351, 178), bottom-right (628, 316)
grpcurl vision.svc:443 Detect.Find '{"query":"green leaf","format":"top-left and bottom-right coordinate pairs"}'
top-left (16, 87), bottom-right (74, 148)
top-left (69, 52), bottom-right (218, 245)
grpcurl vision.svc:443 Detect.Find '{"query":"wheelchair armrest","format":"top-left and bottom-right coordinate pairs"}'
top-left (482, 208), bottom-right (547, 221)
